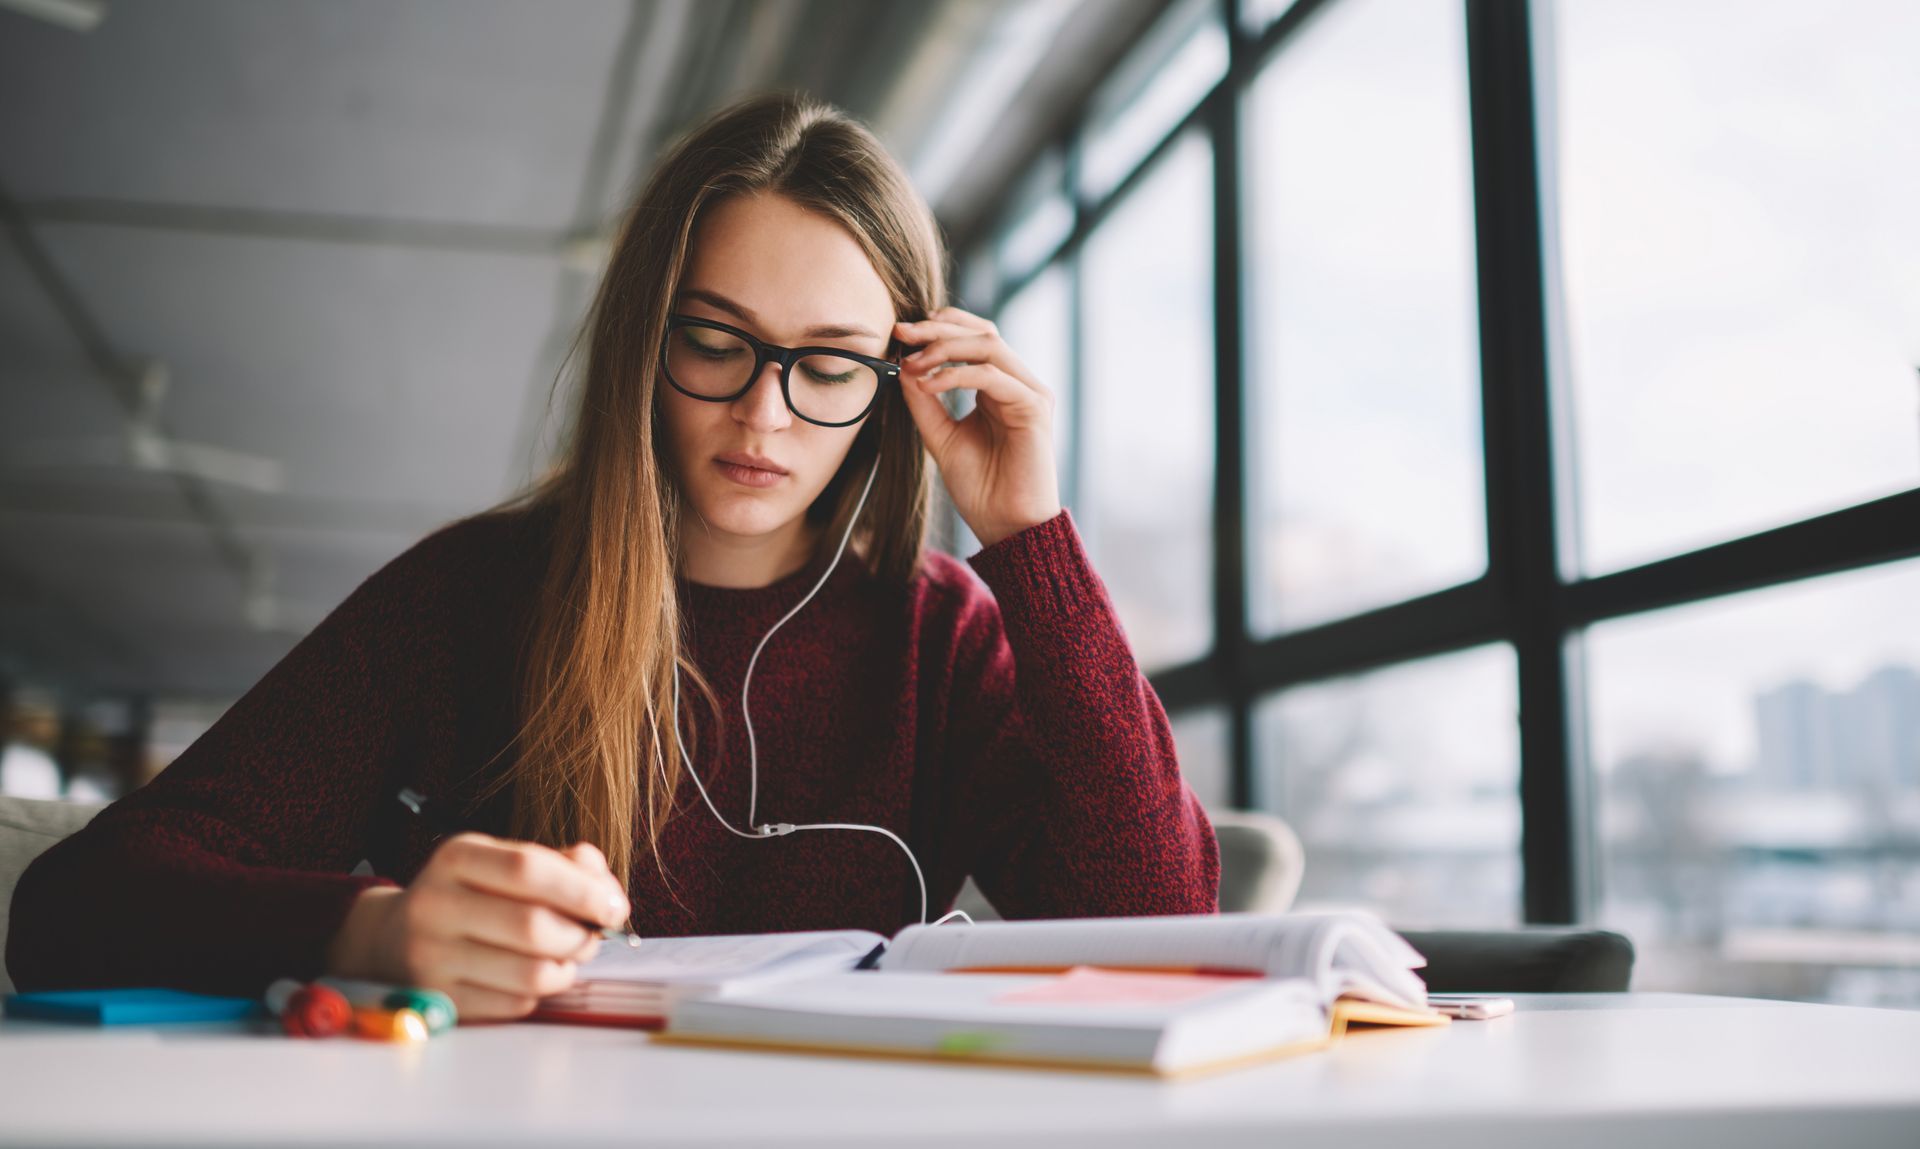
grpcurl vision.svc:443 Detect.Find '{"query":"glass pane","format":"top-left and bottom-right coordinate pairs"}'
top-left (1585, 559), bottom-right (1920, 1007)
top-left (956, 244), bottom-right (997, 317)
top-left (993, 151), bottom-right (1073, 285)
top-left (993, 262), bottom-right (1074, 492)
top-left (1169, 706), bottom-right (1232, 810)
top-left (1078, 0), bottom-right (1228, 202)
top-left (1079, 130), bottom-right (1215, 672)
top-left (1254, 645), bottom-right (1520, 927)
top-left (1551, 0), bottom-right (1920, 575)
top-left (0, 690), bottom-right (61, 798)
top-left (149, 698), bottom-right (227, 782)
top-left (1241, 0), bottom-right (1305, 33)
top-left (1243, 0), bottom-right (1486, 635)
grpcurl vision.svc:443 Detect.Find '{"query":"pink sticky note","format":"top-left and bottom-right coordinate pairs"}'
top-left (991, 966), bottom-right (1251, 1007)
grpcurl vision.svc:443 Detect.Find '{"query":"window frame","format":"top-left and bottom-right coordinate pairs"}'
top-left (965, 0), bottom-right (1920, 925)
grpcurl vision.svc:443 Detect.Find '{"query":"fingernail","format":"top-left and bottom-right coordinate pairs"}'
top-left (606, 890), bottom-right (626, 919)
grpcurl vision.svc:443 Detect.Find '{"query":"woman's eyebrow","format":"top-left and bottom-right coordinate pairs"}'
top-left (677, 287), bottom-right (881, 340)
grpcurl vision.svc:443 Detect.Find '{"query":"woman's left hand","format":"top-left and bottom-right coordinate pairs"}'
top-left (893, 306), bottom-right (1062, 549)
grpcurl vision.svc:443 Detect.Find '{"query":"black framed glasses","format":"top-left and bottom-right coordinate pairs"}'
top-left (660, 313), bottom-right (901, 428)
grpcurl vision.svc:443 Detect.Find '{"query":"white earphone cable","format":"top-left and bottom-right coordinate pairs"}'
top-left (739, 457), bottom-right (877, 830)
top-left (671, 452), bottom-right (966, 928)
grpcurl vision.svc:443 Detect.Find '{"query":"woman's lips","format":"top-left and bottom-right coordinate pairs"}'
top-left (714, 458), bottom-right (786, 488)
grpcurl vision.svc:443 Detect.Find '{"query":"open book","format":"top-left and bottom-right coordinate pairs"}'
top-left (534, 911), bottom-right (1445, 1076)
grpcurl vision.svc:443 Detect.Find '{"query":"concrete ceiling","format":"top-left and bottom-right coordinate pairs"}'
top-left (0, 0), bottom-right (1162, 703)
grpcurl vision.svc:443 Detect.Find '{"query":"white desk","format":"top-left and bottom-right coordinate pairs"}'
top-left (1, 993), bottom-right (1916, 1148)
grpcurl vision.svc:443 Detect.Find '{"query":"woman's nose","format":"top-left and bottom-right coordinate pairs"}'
top-left (732, 361), bottom-right (791, 430)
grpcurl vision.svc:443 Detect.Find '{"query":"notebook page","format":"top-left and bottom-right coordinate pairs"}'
top-left (575, 930), bottom-right (885, 984)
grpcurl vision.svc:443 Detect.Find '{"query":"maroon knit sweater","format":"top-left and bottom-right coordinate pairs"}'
top-left (6, 505), bottom-right (1218, 996)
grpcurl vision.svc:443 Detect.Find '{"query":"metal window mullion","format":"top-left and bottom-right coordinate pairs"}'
top-left (1466, 0), bottom-right (1578, 925)
top-left (1061, 134), bottom-right (1087, 518)
top-left (1210, 0), bottom-right (1255, 811)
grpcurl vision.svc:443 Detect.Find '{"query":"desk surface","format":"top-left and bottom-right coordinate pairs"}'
top-left (2, 992), bottom-right (1917, 1148)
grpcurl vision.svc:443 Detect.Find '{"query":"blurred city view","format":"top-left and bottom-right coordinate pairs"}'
top-left (1237, 644), bottom-right (1920, 1008)
top-left (1255, 645), bottom-right (1521, 932)
top-left (1597, 661), bottom-right (1920, 1006)
top-left (1584, 560), bottom-right (1920, 1007)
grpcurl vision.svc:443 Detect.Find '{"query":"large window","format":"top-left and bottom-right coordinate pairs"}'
top-left (970, 0), bottom-right (1920, 1007)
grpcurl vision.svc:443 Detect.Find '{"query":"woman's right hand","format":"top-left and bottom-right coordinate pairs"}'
top-left (324, 833), bottom-right (629, 1022)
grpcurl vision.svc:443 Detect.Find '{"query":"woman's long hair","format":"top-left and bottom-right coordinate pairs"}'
top-left (469, 92), bottom-right (946, 894)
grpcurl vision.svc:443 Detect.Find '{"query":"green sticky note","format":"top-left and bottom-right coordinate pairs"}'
top-left (936, 1030), bottom-right (1001, 1056)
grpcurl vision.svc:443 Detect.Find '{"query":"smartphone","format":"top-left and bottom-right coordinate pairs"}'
top-left (1426, 994), bottom-right (1516, 1020)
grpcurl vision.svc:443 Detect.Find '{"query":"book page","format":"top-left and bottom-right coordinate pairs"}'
top-left (880, 914), bottom-right (1299, 973)
top-left (575, 929), bottom-right (885, 984)
top-left (881, 912), bottom-right (1429, 1008)
top-left (1290, 919), bottom-right (1431, 1008)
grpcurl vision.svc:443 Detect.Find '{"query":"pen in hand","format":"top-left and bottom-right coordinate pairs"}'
top-left (395, 787), bottom-right (642, 949)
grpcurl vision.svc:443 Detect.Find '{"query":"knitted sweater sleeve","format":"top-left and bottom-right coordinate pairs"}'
top-left (3, 525), bottom-right (463, 996)
top-left (947, 508), bottom-right (1219, 919)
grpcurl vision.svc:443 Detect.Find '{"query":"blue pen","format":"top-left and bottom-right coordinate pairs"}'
top-left (395, 787), bottom-right (641, 948)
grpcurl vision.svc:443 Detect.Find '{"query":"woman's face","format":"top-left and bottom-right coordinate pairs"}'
top-left (660, 190), bottom-right (896, 549)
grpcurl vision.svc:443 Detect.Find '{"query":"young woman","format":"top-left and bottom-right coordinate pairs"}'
top-left (6, 93), bottom-right (1218, 1021)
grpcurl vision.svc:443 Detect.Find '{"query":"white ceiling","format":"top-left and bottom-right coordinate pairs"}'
top-left (0, 0), bottom-right (1158, 702)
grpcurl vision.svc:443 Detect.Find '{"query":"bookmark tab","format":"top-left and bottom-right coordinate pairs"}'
top-left (991, 966), bottom-right (1253, 1007)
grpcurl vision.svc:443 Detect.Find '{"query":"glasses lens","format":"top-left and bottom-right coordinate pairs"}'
top-left (666, 323), bottom-right (754, 397)
top-left (791, 353), bottom-right (879, 424)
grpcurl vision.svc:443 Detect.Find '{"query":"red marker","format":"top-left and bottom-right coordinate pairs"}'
top-left (282, 985), bottom-right (351, 1037)
top-left (263, 977), bottom-right (351, 1038)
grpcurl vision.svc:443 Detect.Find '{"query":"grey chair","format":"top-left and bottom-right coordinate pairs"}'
top-left (0, 795), bottom-right (108, 995)
top-left (947, 808), bottom-right (1307, 923)
top-left (1398, 926), bottom-right (1635, 993)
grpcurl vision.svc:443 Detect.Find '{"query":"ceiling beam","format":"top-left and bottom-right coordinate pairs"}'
top-left (18, 196), bottom-right (570, 257)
